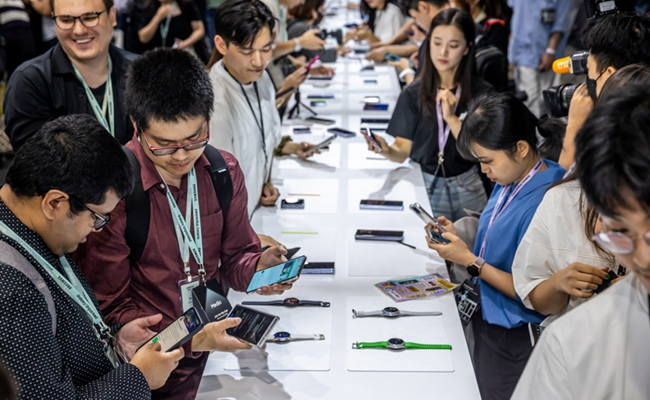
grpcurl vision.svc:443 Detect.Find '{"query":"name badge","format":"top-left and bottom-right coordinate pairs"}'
top-left (541, 8), bottom-right (555, 24)
top-left (191, 278), bottom-right (232, 323)
top-left (456, 279), bottom-right (481, 326)
top-left (178, 276), bottom-right (201, 313)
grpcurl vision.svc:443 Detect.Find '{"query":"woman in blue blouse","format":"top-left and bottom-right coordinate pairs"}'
top-left (426, 92), bottom-right (565, 400)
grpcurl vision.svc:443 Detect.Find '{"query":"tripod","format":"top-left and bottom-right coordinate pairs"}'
top-left (287, 88), bottom-right (317, 119)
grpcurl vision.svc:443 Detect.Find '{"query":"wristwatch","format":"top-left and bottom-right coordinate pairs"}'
top-left (352, 307), bottom-right (442, 319)
top-left (467, 256), bottom-right (485, 277)
top-left (293, 38), bottom-right (302, 52)
top-left (266, 331), bottom-right (325, 343)
top-left (352, 338), bottom-right (452, 350)
top-left (242, 297), bottom-right (330, 307)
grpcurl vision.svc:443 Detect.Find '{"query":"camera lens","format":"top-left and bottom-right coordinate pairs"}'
top-left (543, 83), bottom-right (580, 118)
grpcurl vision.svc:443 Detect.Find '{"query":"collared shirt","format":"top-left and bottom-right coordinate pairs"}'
top-left (512, 180), bottom-right (616, 327)
top-left (4, 43), bottom-right (136, 151)
top-left (74, 135), bottom-right (261, 400)
top-left (0, 199), bottom-right (150, 399)
top-left (507, 0), bottom-right (572, 68)
top-left (209, 60), bottom-right (282, 218)
top-left (512, 273), bottom-right (650, 400)
top-left (474, 160), bottom-right (565, 329)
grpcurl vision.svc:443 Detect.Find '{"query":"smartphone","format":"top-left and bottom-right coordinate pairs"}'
top-left (364, 79), bottom-right (378, 84)
top-left (364, 96), bottom-right (380, 104)
top-left (137, 307), bottom-right (204, 353)
top-left (293, 127), bottom-right (311, 134)
top-left (308, 134), bottom-right (336, 153)
top-left (307, 94), bottom-right (335, 100)
top-left (364, 103), bottom-right (389, 111)
top-left (426, 228), bottom-right (450, 244)
top-left (327, 127), bottom-right (356, 138)
top-left (246, 255), bottom-right (308, 293)
top-left (308, 76), bottom-right (333, 81)
top-left (354, 229), bottom-right (404, 242)
top-left (359, 199), bottom-right (404, 210)
top-left (310, 100), bottom-right (327, 107)
top-left (361, 118), bottom-right (390, 124)
top-left (305, 55), bottom-right (320, 72)
top-left (281, 198), bottom-right (305, 209)
top-left (301, 262), bottom-right (335, 274)
top-left (409, 203), bottom-right (446, 232)
top-left (344, 23), bottom-right (358, 28)
top-left (384, 53), bottom-right (400, 62)
top-left (528, 323), bottom-right (545, 347)
top-left (361, 126), bottom-right (382, 151)
top-left (595, 270), bottom-right (619, 294)
top-left (226, 305), bottom-right (280, 347)
top-left (306, 117), bottom-right (336, 125)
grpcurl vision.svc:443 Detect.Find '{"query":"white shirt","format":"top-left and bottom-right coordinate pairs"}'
top-left (374, 3), bottom-right (406, 43)
top-left (512, 180), bottom-right (616, 326)
top-left (209, 60), bottom-right (282, 218)
top-left (512, 273), bottom-right (650, 400)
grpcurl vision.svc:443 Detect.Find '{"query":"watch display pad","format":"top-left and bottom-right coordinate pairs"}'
top-left (222, 291), bottom-right (333, 372)
top-left (347, 179), bottom-right (418, 214)
top-left (346, 296), bottom-right (454, 372)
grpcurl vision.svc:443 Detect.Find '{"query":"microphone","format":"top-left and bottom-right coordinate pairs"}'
top-left (552, 51), bottom-right (589, 75)
top-left (552, 57), bottom-right (571, 74)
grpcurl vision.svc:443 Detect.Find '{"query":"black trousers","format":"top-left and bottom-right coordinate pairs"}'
top-left (472, 316), bottom-right (533, 400)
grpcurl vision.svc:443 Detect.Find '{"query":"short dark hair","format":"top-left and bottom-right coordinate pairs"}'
top-left (457, 92), bottom-right (563, 160)
top-left (290, 0), bottom-right (325, 21)
top-left (583, 12), bottom-right (650, 73)
top-left (6, 114), bottom-right (133, 214)
top-left (50, 0), bottom-right (114, 13)
top-left (125, 48), bottom-right (214, 131)
top-left (597, 63), bottom-right (650, 104)
top-left (576, 83), bottom-right (650, 218)
top-left (409, 0), bottom-right (449, 11)
top-left (214, 0), bottom-right (276, 48)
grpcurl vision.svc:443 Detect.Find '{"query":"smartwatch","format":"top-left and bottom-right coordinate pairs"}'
top-left (467, 256), bottom-right (485, 277)
top-left (352, 338), bottom-right (452, 350)
top-left (266, 331), bottom-right (325, 343)
top-left (242, 297), bottom-right (330, 307)
top-left (352, 306), bottom-right (442, 318)
top-left (293, 38), bottom-right (302, 52)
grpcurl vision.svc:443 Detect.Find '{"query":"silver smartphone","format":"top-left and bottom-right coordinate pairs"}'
top-left (409, 203), bottom-right (447, 232)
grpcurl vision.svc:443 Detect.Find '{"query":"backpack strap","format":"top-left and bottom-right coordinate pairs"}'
top-left (203, 145), bottom-right (233, 220)
top-left (123, 146), bottom-right (150, 264)
top-left (0, 240), bottom-right (57, 334)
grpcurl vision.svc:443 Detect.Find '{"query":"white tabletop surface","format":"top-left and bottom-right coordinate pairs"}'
top-left (198, 5), bottom-right (481, 399)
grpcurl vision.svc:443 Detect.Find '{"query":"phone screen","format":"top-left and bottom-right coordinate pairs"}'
top-left (364, 103), bottom-right (389, 111)
top-left (226, 305), bottom-right (279, 346)
top-left (143, 308), bottom-right (202, 352)
top-left (246, 256), bottom-right (307, 292)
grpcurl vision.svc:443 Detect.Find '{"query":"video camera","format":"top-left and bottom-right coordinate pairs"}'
top-left (585, 0), bottom-right (619, 19)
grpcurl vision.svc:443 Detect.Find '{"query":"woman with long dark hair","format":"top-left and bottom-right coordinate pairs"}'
top-left (347, 0), bottom-right (406, 43)
top-left (427, 91), bottom-right (565, 400)
top-left (363, 8), bottom-right (491, 221)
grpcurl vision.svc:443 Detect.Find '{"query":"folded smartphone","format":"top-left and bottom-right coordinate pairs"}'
top-left (364, 103), bottom-right (389, 111)
top-left (359, 199), bottom-right (404, 210)
top-left (354, 229), bottom-right (404, 242)
top-left (246, 255), bottom-right (307, 293)
top-left (327, 127), bottom-right (356, 138)
top-left (301, 262), bottom-right (335, 274)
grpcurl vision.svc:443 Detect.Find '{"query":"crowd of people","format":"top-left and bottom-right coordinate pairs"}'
top-left (0, 0), bottom-right (650, 399)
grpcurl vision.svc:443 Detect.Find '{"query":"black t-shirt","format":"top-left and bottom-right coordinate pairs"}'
top-left (134, 2), bottom-right (201, 50)
top-left (387, 78), bottom-right (493, 177)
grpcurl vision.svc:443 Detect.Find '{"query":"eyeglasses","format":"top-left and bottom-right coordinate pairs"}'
top-left (53, 10), bottom-right (106, 30)
top-left (68, 196), bottom-right (110, 230)
top-left (592, 230), bottom-right (650, 255)
top-left (140, 124), bottom-right (210, 156)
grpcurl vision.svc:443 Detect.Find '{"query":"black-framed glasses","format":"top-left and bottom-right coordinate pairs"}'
top-left (69, 196), bottom-right (110, 230)
top-left (139, 123), bottom-right (210, 156)
top-left (593, 230), bottom-right (650, 255)
top-left (53, 10), bottom-right (106, 30)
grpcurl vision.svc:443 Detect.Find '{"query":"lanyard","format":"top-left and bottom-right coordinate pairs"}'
top-left (435, 86), bottom-right (462, 165)
top-left (159, 1), bottom-right (176, 45)
top-left (479, 159), bottom-right (544, 258)
top-left (72, 57), bottom-right (114, 137)
top-left (239, 81), bottom-right (269, 173)
top-left (474, 10), bottom-right (486, 23)
top-left (0, 221), bottom-right (121, 367)
top-left (159, 167), bottom-right (206, 283)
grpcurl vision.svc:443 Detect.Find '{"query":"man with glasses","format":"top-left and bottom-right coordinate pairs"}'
top-left (75, 48), bottom-right (292, 400)
top-left (512, 83), bottom-right (650, 399)
top-left (4, 0), bottom-right (135, 151)
top-left (0, 114), bottom-right (184, 398)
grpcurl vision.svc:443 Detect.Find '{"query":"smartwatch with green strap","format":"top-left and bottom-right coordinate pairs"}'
top-left (352, 338), bottom-right (452, 350)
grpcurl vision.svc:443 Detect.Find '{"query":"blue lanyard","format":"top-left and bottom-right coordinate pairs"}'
top-left (0, 221), bottom-right (121, 367)
top-left (159, 167), bottom-right (206, 282)
top-left (159, 2), bottom-right (177, 45)
top-left (72, 57), bottom-right (114, 137)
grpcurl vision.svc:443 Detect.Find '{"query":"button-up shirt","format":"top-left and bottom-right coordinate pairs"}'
top-left (74, 135), bottom-right (261, 400)
top-left (507, 0), bottom-right (572, 68)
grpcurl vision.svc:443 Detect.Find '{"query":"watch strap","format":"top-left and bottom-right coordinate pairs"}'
top-left (290, 334), bottom-right (325, 341)
top-left (352, 310), bottom-right (382, 318)
top-left (400, 310), bottom-right (442, 316)
top-left (293, 38), bottom-right (301, 52)
top-left (241, 300), bottom-right (284, 306)
top-left (301, 300), bottom-right (331, 307)
top-left (404, 342), bottom-right (452, 350)
top-left (352, 341), bottom-right (387, 349)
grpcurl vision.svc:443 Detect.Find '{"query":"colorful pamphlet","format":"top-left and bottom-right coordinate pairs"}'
top-left (375, 273), bottom-right (458, 302)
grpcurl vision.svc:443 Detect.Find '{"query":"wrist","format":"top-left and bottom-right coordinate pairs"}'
top-left (462, 252), bottom-right (478, 267)
top-left (545, 47), bottom-right (556, 55)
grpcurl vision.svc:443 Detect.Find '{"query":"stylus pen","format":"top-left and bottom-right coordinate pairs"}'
top-left (397, 241), bottom-right (416, 250)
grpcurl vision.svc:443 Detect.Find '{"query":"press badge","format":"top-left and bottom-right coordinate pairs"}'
top-left (541, 8), bottom-right (555, 24)
top-left (179, 276), bottom-right (201, 312)
top-left (456, 279), bottom-right (481, 326)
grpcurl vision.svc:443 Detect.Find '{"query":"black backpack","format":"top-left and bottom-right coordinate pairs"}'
top-left (122, 145), bottom-right (233, 265)
top-left (474, 22), bottom-right (508, 92)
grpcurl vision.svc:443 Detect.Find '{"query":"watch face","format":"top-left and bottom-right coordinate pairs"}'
top-left (383, 307), bottom-right (399, 316)
top-left (284, 297), bottom-right (300, 306)
top-left (467, 265), bottom-right (479, 277)
top-left (274, 331), bottom-right (291, 340)
top-left (387, 338), bottom-right (404, 346)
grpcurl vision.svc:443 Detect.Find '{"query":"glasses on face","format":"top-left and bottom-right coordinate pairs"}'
top-left (140, 123), bottom-right (210, 156)
top-left (53, 10), bottom-right (106, 30)
top-left (593, 230), bottom-right (650, 255)
top-left (68, 196), bottom-right (110, 230)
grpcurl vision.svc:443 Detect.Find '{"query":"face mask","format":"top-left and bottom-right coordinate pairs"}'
top-left (586, 69), bottom-right (606, 102)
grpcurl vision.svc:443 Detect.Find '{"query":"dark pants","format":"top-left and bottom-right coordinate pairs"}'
top-left (472, 316), bottom-right (533, 400)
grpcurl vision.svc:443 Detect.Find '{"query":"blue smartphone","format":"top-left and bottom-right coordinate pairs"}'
top-left (246, 256), bottom-right (307, 293)
top-left (364, 103), bottom-right (389, 111)
top-left (384, 53), bottom-right (400, 62)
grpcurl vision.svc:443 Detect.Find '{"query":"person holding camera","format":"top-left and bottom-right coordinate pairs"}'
top-left (287, 0), bottom-right (344, 63)
top-left (558, 11), bottom-right (650, 171)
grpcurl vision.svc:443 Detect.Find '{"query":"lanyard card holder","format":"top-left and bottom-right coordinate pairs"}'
top-left (191, 278), bottom-right (232, 324)
top-left (541, 8), bottom-right (555, 24)
top-left (455, 278), bottom-right (480, 326)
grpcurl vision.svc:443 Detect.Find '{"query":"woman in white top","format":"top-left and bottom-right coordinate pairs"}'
top-left (349, 0), bottom-right (406, 43)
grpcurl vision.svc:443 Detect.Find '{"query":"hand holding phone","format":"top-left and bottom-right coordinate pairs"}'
top-left (136, 307), bottom-right (205, 353)
top-left (305, 55), bottom-right (320, 72)
top-left (426, 228), bottom-right (451, 244)
top-left (409, 203), bottom-right (447, 233)
top-left (130, 342), bottom-right (184, 390)
top-left (226, 305), bottom-right (280, 347)
top-left (247, 255), bottom-right (308, 293)
top-left (306, 135), bottom-right (336, 155)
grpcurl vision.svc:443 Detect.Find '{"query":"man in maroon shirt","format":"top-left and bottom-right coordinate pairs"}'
top-left (75, 48), bottom-right (292, 399)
